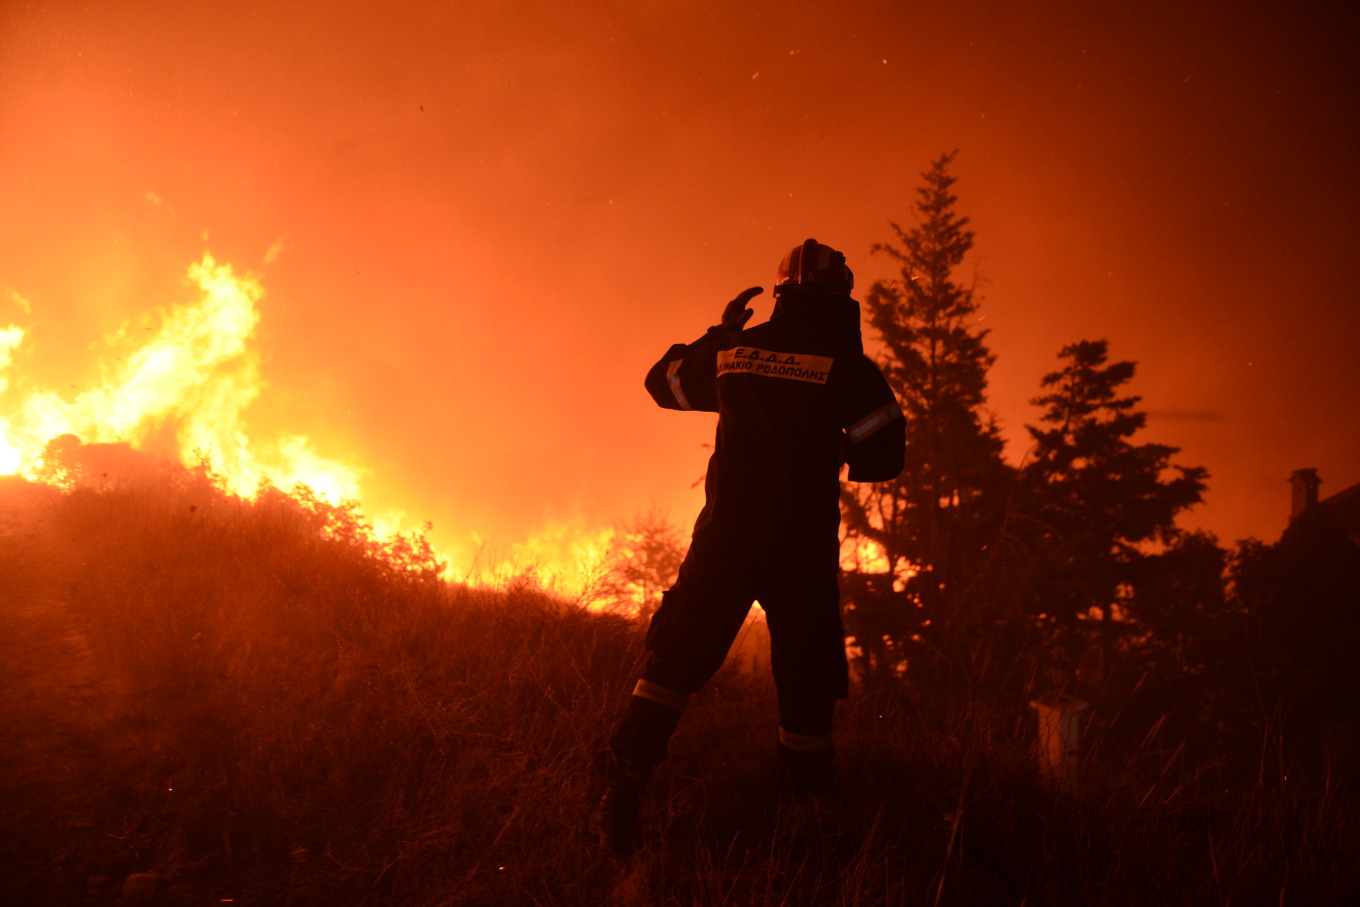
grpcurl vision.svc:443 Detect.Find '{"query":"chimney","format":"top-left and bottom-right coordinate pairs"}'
top-left (1289, 468), bottom-right (1321, 522)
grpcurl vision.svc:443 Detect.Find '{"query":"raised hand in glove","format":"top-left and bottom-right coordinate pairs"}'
top-left (720, 286), bottom-right (764, 332)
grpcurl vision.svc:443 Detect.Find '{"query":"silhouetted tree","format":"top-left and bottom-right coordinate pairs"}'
top-left (36, 433), bottom-right (83, 487)
top-left (1014, 339), bottom-right (1208, 693)
top-left (1129, 530), bottom-right (1233, 678)
top-left (1104, 530), bottom-right (1267, 766)
top-left (840, 152), bottom-right (1012, 683)
top-left (587, 509), bottom-right (685, 617)
top-left (838, 569), bottom-right (912, 688)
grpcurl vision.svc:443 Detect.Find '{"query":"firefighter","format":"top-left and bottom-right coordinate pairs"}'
top-left (597, 239), bottom-right (906, 855)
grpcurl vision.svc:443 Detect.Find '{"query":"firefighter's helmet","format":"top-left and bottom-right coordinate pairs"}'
top-left (775, 239), bottom-right (853, 294)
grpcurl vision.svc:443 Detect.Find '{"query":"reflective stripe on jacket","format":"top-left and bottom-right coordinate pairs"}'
top-left (644, 292), bottom-right (905, 560)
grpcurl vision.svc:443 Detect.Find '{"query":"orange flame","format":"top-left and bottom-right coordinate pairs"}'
top-left (1, 251), bottom-right (617, 597)
top-left (3, 253), bottom-right (364, 501)
top-left (840, 535), bottom-right (918, 593)
top-left (460, 517), bottom-right (618, 599)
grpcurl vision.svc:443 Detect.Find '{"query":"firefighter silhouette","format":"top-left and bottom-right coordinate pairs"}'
top-left (598, 239), bottom-right (905, 854)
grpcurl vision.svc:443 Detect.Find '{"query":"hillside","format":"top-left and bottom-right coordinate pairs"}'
top-left (0, 472), bottom-right (1354, 905)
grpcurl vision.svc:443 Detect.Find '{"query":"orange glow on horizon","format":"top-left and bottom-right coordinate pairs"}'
top-left (2, 0), bottom-right (1356, 572)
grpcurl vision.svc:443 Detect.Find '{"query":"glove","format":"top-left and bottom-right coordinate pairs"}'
top-left (720, 286), bottom-right (763, 331)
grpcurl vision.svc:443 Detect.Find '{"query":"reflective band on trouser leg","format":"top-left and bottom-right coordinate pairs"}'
top-left (633, 679), bottom-right (689, 713)
top-left (779, 728), bottom-right (834, 752)
top-left (666, 359), bottom-right (693, 410)
top-left (847, 401), bottom-right (901, 444)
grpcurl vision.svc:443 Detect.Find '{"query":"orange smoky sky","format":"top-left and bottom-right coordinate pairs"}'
top-left (2, 0), bottom-right (1357, 561)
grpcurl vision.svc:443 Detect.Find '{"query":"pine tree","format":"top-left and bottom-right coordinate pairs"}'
top-left (841, 152), bottom-right (1011, 680)
top-left (1016, 339), bottom-right (1208, 690)
top-left (587, 509), bottom-right (685, 617)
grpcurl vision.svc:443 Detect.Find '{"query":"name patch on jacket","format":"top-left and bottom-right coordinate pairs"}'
top-left (716, 347), bottom-right (834, 385)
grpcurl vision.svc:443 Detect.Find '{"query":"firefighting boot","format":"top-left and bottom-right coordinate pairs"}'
top-left (597, 755), bottom-right (650, 856)
top-left (597, 682), bottom-right (686, 856)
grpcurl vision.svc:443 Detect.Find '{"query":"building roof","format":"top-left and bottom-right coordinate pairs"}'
top-left (1321, 481), bottom-right (1360, 543)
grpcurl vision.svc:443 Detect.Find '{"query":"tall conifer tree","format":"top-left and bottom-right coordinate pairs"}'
top-left (841, 152), bottom-right (1010, 676)
top-left (1016, 339), bottom-right (1208, 688)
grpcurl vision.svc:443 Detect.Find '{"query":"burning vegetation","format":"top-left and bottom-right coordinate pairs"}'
top-left (1, 468), bottom-right (1357, 904)
top-left (0, 250), bottom-right (619, 597)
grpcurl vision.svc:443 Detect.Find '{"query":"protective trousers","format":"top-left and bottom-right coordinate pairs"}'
top-left (610, 547), bottom-right (848, 768)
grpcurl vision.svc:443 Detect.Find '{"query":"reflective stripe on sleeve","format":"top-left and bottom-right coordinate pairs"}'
top-left (846, 401), bottom-right (901, 444)
top-left (633, 679), bottom-right (689, 713)
top-left (666, 359), bottom-right (693, 411)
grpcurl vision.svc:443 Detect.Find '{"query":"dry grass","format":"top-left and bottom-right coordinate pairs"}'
top-left (0, 471), bottom-right (1356, 905)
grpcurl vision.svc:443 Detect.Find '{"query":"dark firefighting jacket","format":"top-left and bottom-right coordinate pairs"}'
top-left (644, 290), bottom-right (905, 570)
